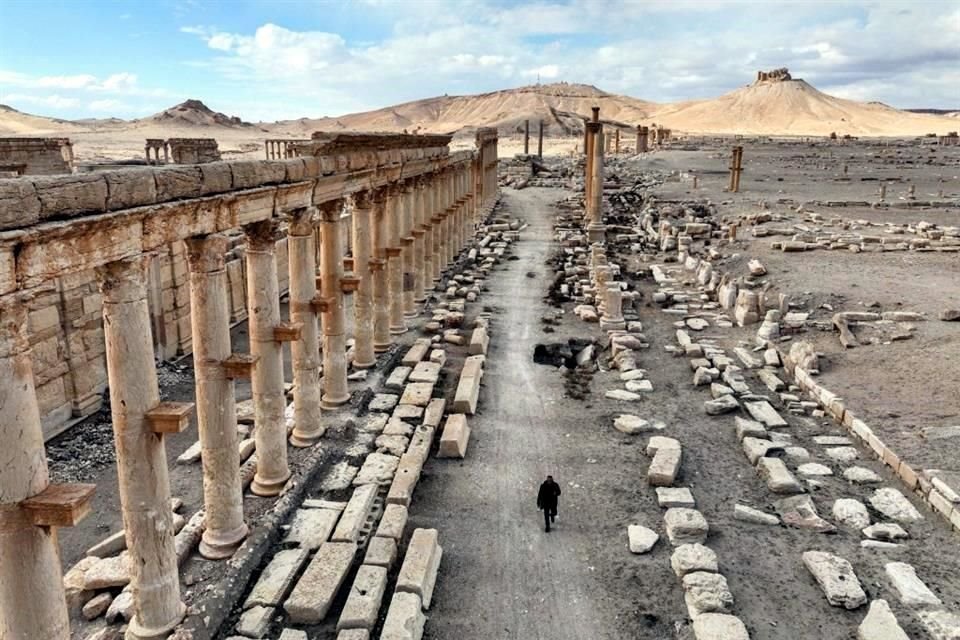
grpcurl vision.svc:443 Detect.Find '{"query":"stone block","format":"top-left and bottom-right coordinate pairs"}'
top-left (744, 400), bottom-right (788, 427)
top-left (438, 414), bottom-right (471, 458)
top-left (399, 382), bottom-right (434, 407)
top-left (671, 543), bottom-right (718, 577)
top-left (396, 528), bottom-right (442, 609)
top-left (802, 550), bottom-right (867, 609)
top-left (409, 361), bottom-right (441, 384)
top-left (885, 562), bottom-right (941, 606)
top-left (857, 599), bottom-right (908, 640)
top-left (0, 179), bottom-right (41, 229)
top-left (385, 366), bottom-right (412, 391)
top-left (283, 508), bottom-right (341, 549)
top-left (469, 325), bottom-right (489, 355)
top-left (692, 613), bottom-right (750, 640)
top-left (756, 457), bottom-right (803, 494)
top-left (664, 508), bottom-right (709, 544)
top-left (245, 549), bottom-right (310, 609)
top-left (683, 571), bottom-right (734, 616)
top-left (627, 525), bottom-right (659, 554)
top-left (451, 355), bottom-right (484, 414)
top-left (380, 592), bottom-right (425, 640)
top-left (236, 604), bottom-right (274, 638)
top-left (332, 484), bottom-right (378, 542)
top-left (386, 452), bottom-right (424, 506)
top-left (337, 564), bottom-right (388, 631)
top-left (352, 452), bottom-right (399, 487)
top-left (376, 504), bottom-right (409, 540)
top-left (401, 339), bottom-right (431, 366)
top-left (365, 536), bottom-right (398, 568)
top-left (648, 447), bottom-right (682, 486)
top-left (423, 397), bottom-right (446, 429)
top-left (284, 542), bottom-right (357, 624)
top-left (32, 174), bottom-right (108, 218)
top-left (656, 487), bottom-right (695, 508)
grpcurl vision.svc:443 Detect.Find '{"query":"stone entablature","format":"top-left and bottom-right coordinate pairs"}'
top-left (0, 137), bottom-right (75, 176)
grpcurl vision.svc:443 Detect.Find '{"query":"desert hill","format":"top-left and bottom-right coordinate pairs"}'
top-left (269, 83), bottom-right (658, 137)
top-left (138, 99), bottom-right (253, 129)
top-left (0, 104), bottom-right (85, 136)
top-left (649, 76), bottom-right (957, 136)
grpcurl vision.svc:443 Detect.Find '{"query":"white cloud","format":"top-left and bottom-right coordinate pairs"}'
top-left (3, 93), bottom-right (81, 109)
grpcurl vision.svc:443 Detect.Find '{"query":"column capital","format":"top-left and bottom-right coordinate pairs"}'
top-left (351, 190), bottom-right (374, 210)
top-left (287, 206), bottom-right (319, 236)
top-left (95, 255), bottom-right (148, 302)
top-left (317, 198), bottom-right (345, 222)
top-left (185, 234), bottom-right (229, 272)
top-left (243, 218), bottom-right (283, 249)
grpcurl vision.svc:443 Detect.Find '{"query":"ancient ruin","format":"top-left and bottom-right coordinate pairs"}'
top-left (0, 137), bottom-right (75, 175)
top-left (145, 138), bottom-right (221, 165)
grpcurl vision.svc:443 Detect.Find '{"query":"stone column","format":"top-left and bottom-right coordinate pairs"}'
top-left (243, 221), bottom-right (291, 496)
top-left (351, 193), bottom-right (376, 368)
top-left (440, 171), bottom-right (452, 270)
top-left (432, 175), bottom-right (444, 282)
top-left (0, 297), bottom-right (71, 640)
top-left (287, 209), bottom-right (325, 445)
top-left (387, 186), bottom-right (407, 334)
top-left (412, 179), bottom-right (428, 303)
top-left (185, 235), bottom-right (249, 559)
top-left (97, 256), bottom-right (185, 639)
top-left (422, 176), bottom-right (436, 286)
top-left (538, 120), bottom-right (544, 158)
top-left (524, 120), bottom-right (530, 154)
top-left (588, 123), bottom-right (606, 243)
top-left (401, 183), bottom-right (417, 317)
top-left (319, 200), bottom-right (351, 405)
top-left (370, 189), bottom-right (391, 352)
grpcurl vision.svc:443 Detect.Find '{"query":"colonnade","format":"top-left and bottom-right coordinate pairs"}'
top-left (584, 107), bottom-right (606, 242)
top-left (0, 131), bottom-right (499, 639)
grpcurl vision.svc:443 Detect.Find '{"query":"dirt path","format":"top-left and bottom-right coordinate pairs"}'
top-left (410, 187), bottom-right (650, 639)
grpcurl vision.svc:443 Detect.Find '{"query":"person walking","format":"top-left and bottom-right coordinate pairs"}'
top-left (537, 475), bottom-right (562, 532)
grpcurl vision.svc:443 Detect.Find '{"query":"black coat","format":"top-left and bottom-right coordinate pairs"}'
top-left (537, 480), bottom-right (561, 510)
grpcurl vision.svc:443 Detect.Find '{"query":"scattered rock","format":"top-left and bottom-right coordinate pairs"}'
top-left (869, 488), bottom-right (923, 522)
top-left (832, 498), bottom-right (871, 530)
top-left (857, 599), bottom-right (909, 640)
top-left (627, 525), bottom-right (659, 554)
top-left (802, 550), bottom-right (867, 609)
top-left (734, 504), bottom-right (780, 526)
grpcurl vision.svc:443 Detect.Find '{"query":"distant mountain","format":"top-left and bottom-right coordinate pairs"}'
top-left (139, 99), bottom-right (253, 128)
top-left (0, 103), bottom-right (84, 135)
top-left (267, 82), bottom-right (658, 137)
top-left (649, 75), bottom-right (957, 136)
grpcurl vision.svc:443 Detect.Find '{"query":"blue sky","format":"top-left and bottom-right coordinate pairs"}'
top-left (1, 0), bottom-right (958, 121)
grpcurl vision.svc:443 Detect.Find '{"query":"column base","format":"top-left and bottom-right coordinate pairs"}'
top-left (321, 393), bottom-right (350, 409)
top-left (250, 470), bottom-right (291, 497)
top-left (373, 341), bottom-right (391, 353)
top-left (389, 325), bottom-right (408, 335)
top-left (126, 602), bottom-right (187, 640)
top-left (352, 357), bottom-right (376, 369)
top-left (404, 309), bottom-right (419, 318)
top-left (199, 522), bottom-right (249, 560)
top-left (599, 318), bottom-right (626, 332)
top-left (414, 295), bottom-right (427, 303)
top-left (290, 427), bottom-right (325, 448)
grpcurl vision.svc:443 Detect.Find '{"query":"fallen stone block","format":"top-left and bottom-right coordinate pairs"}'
top-left (742, 436), bottom-right (784, 465)
top-left (364, 536), bottom-right (398, 568)
top-left (744, 400), bottom-right (788, 427)
top-left (656, 487), bottom-right (695, 508)
top-left (646, 436), bottom-right (681, 456)
top-left (802, 550), bottom-right (867, 609)
top-left (284, 542), bottom-right (357, 623)
top-left (757, 457), bottom-right (804, 494)
top-left (664, 508), bottom-right (709, 545)
top-left (832, 499), bottom-right (870, 530)
top-left (917, 610), bottom-right (960, 640)
top-left (337, 564), bottom-right (388, 631)
top-left (375, 504), bottom-right (409, 541)
top-left (735, 416), bottom-right (767, 442)
top-left (776, 495), bottom-right (835, 532)
top-left (438, 413), bottom-right (471, 458)
top-left (869, 488), bottom-right (923, 522)
top-left (236, 605), bottom-right (274, 638)
top-left (627, 525), bottom-right (659, 554)
top-left (396, 528), bottom-right (442, 609)
top-left (283, 508), bottom-right (340, 550)
top-left (734, 504), bottom-right (780, 525)
top-left (408, 361), bottom-right (441, 384)
top-left (385, 367), bottom-right (412, 391)
top-left (692, 613), bottom-right (750, 640)
top-left (380, 592), bottom-right (425, 640)
top-left (353, 452), bottom-right (400, 487)
top-left (400, 382), bottom-right (434, 407)
top-left (469, 326), bottom-right (489, 355)
top-left (683, 571), bottom-right (734, 616)
top-left (83, 553), bottom-right (130, 590)
top-left (401, 339), bottom-right (432, 366)
top-left (885, 562), bottom-right (941, 606)
top-left (857, 599), bottom-right (909, 640)
top-left (244, 549), bottom-right (310, 609)
top-left (332, 484), bottom-right (378, 542)
top-left (704, 395), bottom-right (739, 415)
top-left (452, 355), bottom-right (484, 414)
top-left (648, 447), bottom-right (682, 486)
top-left (671, 543), bottom-right (718, 577)
top-left (387, 453), bottom-right (425, 507)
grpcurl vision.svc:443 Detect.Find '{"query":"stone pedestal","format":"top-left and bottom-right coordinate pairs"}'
top-left (0, 298), bottom-right (72, 640)
top-left (600, 285), bottom-right (626, 331)
top-left (97, 257), bottom-right (186, 639)
top-left (186, 236), bottom-right (248, 558)
top-left (319, 201), bottom-right (351, 406)
top-left (244, 221), bottom-right (292, 496)
top-left (287, 210), bottom-right (325, 445)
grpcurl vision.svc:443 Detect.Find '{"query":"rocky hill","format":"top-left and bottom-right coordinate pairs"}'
top-left (140, 99), bottom-right (253, 128)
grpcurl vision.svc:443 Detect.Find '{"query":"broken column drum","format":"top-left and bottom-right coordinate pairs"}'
top-left (97, 256), bottom-right (186, 638)
top-left (186, 235), bottom-right (249, 558)
top-left (244, 220), bottom-right (292, 496)
top-left (287, 208), bottom-right (325, 445)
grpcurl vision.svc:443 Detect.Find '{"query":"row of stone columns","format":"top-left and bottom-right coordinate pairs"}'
top-left (0, 156), bottom-right (483, 640)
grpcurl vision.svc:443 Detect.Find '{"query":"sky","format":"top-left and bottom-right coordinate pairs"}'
top-left (0, 0), bottom-right (958, 122)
